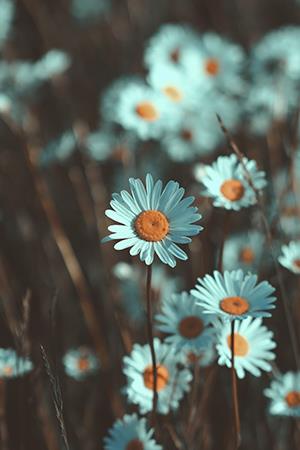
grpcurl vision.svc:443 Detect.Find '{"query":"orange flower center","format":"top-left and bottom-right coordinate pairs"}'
top-left (239, 247), bottom-right (255, 264)
top-left (187, 352), bottom-right (199, 364)
top-left (3, 366), bottom-right (13, 376)
top-left (178, 316), bottom-right (203, 339)
top-left (285, 391), bottom-right (300, 408)
top-left (143, 365), bottom-right (169, 391)
top-left (227, 333), bottom-right (249, 356)
top-left (204, 58), bottom-right (220, 76)
top-left (220, 296), bottom-right (249, 316)
top-left (135, 210), bottom-right (169, 242)
top-left (293, 259), bottom-right (300, 269)
top-left (181, 128), bottom-right (193, 141)
top-left (77, 357), bottom-right (90, 371)
top-left (163, 85), bottom-right (183, 102)
top-left (135, 102), bottom-right (159, 121)
top-left (170, 48), bottom-right (180, 63)
top-left (220, 179), bottom-right (245, 201)
top-left (126, 439), bottom-right (144, 450)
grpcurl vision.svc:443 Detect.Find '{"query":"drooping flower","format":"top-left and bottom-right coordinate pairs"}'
top-left (201, 154), bottom-right (267, 210)
top-left (103, 413), bottom-right (162, 450)
top-left (215, 317), bottom-right (276, 379)
top-left (123, 339), bottom-right (192, 414)
top-left (264, 372), bottom-right (300, 417)
top-left (223, 230), bottom-right (266, 271)
top-left (102, 173), bottom-right (202, 267)
top-left (0, 349), bottom-right (33, 379)
top-left (113, 262), bottom-right (181, 323)
top-left (191, 270), bottom-right (276, 321)
top-left (278, 241), bottom-right (300, 274)
top-left (155, 291), bottom-right (214, 351)
top-left (63, 347), bottom-right (100, 380)
top-left (144, 23), bottom-right (199, 70)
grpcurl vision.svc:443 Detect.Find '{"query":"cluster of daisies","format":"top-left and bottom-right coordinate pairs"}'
top-left (102, 172), bottom-right (300, 449)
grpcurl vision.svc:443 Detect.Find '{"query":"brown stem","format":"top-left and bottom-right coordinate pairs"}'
top-left (217, 210), bottom-right (231, 272)
top-left (0, 381), bottom-right (8, 450)
top-left (231, 320), bottom-right (241, 449)
top-left (146, 265), bottom-right (158, 422)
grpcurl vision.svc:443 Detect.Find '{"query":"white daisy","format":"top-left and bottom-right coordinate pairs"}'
top-left (264, 372), bottom-right (300, 417)
top-left (278, 241), bottom-right (300, 274)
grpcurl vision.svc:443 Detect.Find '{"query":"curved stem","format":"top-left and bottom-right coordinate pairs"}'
top-left (231, 320), bottom-right (241, 449)
top-left (146, 265), bottom-right (158, 422)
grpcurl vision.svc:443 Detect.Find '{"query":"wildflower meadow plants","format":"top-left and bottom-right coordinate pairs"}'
top-left (2, 3), bottom-right (300, 450)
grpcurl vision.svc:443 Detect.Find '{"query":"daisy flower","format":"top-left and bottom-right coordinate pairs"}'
top-left (123, 339), bottom-right (192, 414)
top-left (180, 340), bottom-right (216, 368)
top-left (114, 81), bottom-right (178, 140)
top-left (201, 154), bottom-right (267, 210)
top-left (215, 317), bottom-right (276, 379)
top-left (223, 230), bottom-right (266, 271)
top-left (191, 270), bottom-right (276, 321)
top-left (147, 64), bottom-right (197, 111)
top-left (63, 347), bottom-right (100, 380)
top-left (155, 291), bottom-right (214, 351)
top-left (278, 241), bottom-right (300, 274)
top-left (102, 173), bottom-right (202, 267)
top-left (104, 413), bottom-right (162, 450)
top-left (144, 23), bottom-right (199, 70)
top-left (162, 93), bottom-right (240, 162)
top-left (180, 32), bottom-right (246, 95)
top-left (264, 372), bottom-right (300, 417)
top-left (0, 349), bottom-right (33, 379)
top-left (251, 26), bottom-right (300, 85)
top-left (85, 128), bottom-right (136, 163)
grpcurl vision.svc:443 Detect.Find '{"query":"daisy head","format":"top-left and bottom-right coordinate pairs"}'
top-left (201, 154), bottom-right (267, 210)
top-left (102, 173), bottom-right (203, 267)
top-left (144, 23), bottom-right (199, 70)
top-left (191, 270), bottom-right (276, 321)
top-left (114, 80), bottom-right (178, 140)
top-left (223, 230), bottom-right (266, 271)
top-left (264, 372), bottom-right (300, 417)
top-left (104, 413), bottom-right (162, 450)
top-left (180, 340), bottom-right (216, 368)
top-left (0, 349), bottom-right (33, 379)
top-left (123, 339), bottom-right (192, 414)
top-left (180, 32), bottom-right (246, 95)
top-left (155, 291), bottom-right (214, 351)
top-left (62, 347), bottom-right (100, 380)
top-left (278, 241), bottom-right (300, 274)
top-left (215, 317), bottom-right (276, 379)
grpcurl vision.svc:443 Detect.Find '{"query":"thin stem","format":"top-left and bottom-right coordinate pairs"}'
top-left (146, 265), bottom-right (158, 422)
top-left (231, 320), bottom-right (241, 449)
top-left (0, 381), bottom-right (9, 450)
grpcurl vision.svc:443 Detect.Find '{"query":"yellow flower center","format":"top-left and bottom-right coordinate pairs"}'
top-left (135, 101), bottom-right (159, 121)
top-left (126, 439), bottom-right (144, 450)
top-left (170, 48), bottom-right (180, 63)
top-left (77, 357), bottom-right (90, 371)
top-left (227, 333), bottom-right (249, 356)
top-left (285, 391), bottom-right (300, 408)
top-left (293, 259), bottom-right (300, 269)
top-left (163, 85), bottom-right (183, 102)
top-left (135, 210), bottom-right (169, 241)
top-left (220, 296), bottom-right (249, 316)
top-left (204, 58), bottom-right (220, 76)
top-left (220, 179), bottom-right (245, 201)
top-left (143, 365), bottom-right (169, 391)
top-left (239, 247), bottom-right (255, 264)
top-left (3, 366), bottom-right (13, 376)
top-left (181, 128), bottom-right (193, 141)
top-left (178, 316), bottom-right (203, 339)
